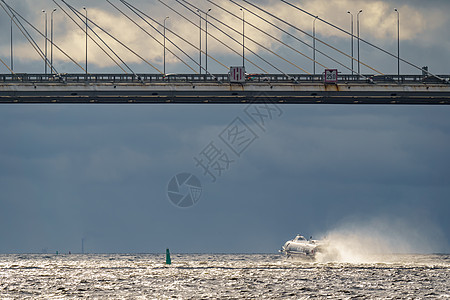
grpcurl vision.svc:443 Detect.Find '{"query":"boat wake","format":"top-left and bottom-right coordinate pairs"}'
top-left (283, 216), bottom-right (447, 264)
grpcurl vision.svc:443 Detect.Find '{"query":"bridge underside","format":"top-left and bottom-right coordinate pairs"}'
top-left (1, 92), bottom-right (450, 105)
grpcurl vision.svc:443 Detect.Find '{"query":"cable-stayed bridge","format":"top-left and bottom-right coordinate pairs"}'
top-left (0, 0), bottom-right (449, 104)
top-left (1, 73), bottom-right (449, 104)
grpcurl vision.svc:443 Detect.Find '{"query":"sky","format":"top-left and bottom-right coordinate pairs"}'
top-left (0, 0), bottom-right (450, 254)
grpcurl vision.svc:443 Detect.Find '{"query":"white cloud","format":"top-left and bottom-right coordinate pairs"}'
top-left (0, 0), bottom-right (448, 71)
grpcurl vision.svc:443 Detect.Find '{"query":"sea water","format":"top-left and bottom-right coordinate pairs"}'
top-left (1, 253), bottom-right (449, 299)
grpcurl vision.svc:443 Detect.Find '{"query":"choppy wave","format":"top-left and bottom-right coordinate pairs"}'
top-left (0, 253), bottom-right (449, 299)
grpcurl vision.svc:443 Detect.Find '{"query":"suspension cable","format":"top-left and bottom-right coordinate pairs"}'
top-left (115, 0), bottom-right (199, 74)
top-left (60, 0), bottom-right (137, 75)
top-left (51, 0), bottom-right (126, 73)
top-left (102, 0), bottom-right (170, 74)
top-left (177, 0), bottom-right (292, 77)
top-left (157, 0), bottom-right (266, 74)
top-left (280, 0), bottom-right (444, 80)
top-left (273, 0), bottom-right (383, 74)
top-left (1, 1), bottom-right (53, 73)
top-left (203, 0), bottom-right (309, 74)
top-left (0, 57), bottom-right (13, 74)
top-left (107, 1), bottom-right (191, 74)
top-left (3, 1), bottom-right (86, 74)
top-left (124, 1), bottom-right (229, 72)
top-left (101, 1), bottom-right (165, 74)
top-left (208, 0), bottom-right (318, 73)
top-left (228, 0), bottom-right (348, 75)
top-left (179, 0), bottom-right (293, 77)
top-left (120, 0), bottom-right (230, 77)
top-left (241, 0), bottom-right (382, 76)
top-left (118, 0), bottom-right (200, 74)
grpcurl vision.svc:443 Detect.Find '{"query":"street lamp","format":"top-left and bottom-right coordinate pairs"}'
top-left (83, 7), bottom-right (88, 75)
top-left (394, 8), bottom-right (400, 78)
top-left (205, 8), bottom-right (211, 74)
top-left (196, 9), bottom-right (202, 74)
top-left (42, 10), bottom-right (48, 74)
top-left (51, 8), bottom-right (57, 75)
top-left (10, 14), bottom-right (14, 72)
top-left (163, 16), bottom-right (169, 74)
top-left (240, 8), bottom-right (244, 68)
top-left (313, 15), bottom-right (318, 75)
top-left (357, 9), bottom-right (362, 75)
top-left (347, 11), bottom-right (354, 76)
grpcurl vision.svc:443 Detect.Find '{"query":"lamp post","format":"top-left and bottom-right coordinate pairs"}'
top-left (197, 9), bottom-right (201, 74)
top-left (163, 16), bottom-right (169, 74)
top-left (240, 8), bottom-right (244, 68)
top-left (357, 9), bottom-right (362, 75)
top-left (313, 15), bottom-right (318, 75)
top-left (394, 8), bottom-right (400, 78)
top-left (42, 10), bottom-right (48, 74)
top-left (347, 11), bottom-right (354, 76)
top-left (51, 8), bottom-right (57, 75)
top-left (205, 8), bottom-right (211, 74)
top-left (10, 14), bottom-right (14, 72)
top-left (83, 7), bottom-right (88, 75)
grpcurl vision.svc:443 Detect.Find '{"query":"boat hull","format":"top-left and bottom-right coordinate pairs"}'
top-left (280, 235), bottom-right (321, 259)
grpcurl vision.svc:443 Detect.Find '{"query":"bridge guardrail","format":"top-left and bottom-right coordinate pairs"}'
top-left (0, 73), bottom-right (448, 84)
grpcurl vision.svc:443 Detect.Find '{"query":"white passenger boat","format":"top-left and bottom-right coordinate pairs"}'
top-left (280, 234), bottom-right (323, 258)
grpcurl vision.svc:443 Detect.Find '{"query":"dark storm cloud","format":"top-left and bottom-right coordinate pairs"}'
top-left (252, 106), bottom-right (450, 186)
top-left (0, 104), bottom-right (449, 254)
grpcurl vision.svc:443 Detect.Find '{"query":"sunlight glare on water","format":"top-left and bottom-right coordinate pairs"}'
top-left (0, 253), bottom-right (449, 299)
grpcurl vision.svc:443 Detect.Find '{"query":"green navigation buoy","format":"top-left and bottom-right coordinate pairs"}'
top-left (166, 248), bottom-right (171, 265)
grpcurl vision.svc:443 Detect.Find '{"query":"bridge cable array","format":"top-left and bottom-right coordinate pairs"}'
top-left (279, 0), bottom-right (443, 80)
top-left (178, 0), bottom-right (294, 78)
top-left (0, 0), bottom-right (445, 81)
top-left (199, 0), bottom-right (309, 74)
top-left (184, 0), bottom-right (310, 74)
top-left (156, 0), bottom-right (267, 74)
top-left (173, 0), bottom-right (274, 75)
top-left (208, 0), bottom-right (326, 73)
top-left (236, 0), bottom-right (381, 79)
top-left (1, 0), bottom-right (57, 74)
top-left (1, 0), bottom-right (100, 75)
top-left (118, 0), bottom-right (219, 75)
top-left (111, 0), bottom-right (195, 74)
top-left (60, 0), bottom-right (141, 76)
top-left (51, 0), bottom-right (125, 73)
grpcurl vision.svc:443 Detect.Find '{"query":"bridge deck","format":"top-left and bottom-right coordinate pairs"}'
top-left (1, 74), bottom-right (449, 104)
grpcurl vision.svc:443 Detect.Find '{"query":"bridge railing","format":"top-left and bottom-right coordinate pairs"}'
top-left (0, 73), bottom-right (448, 84)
